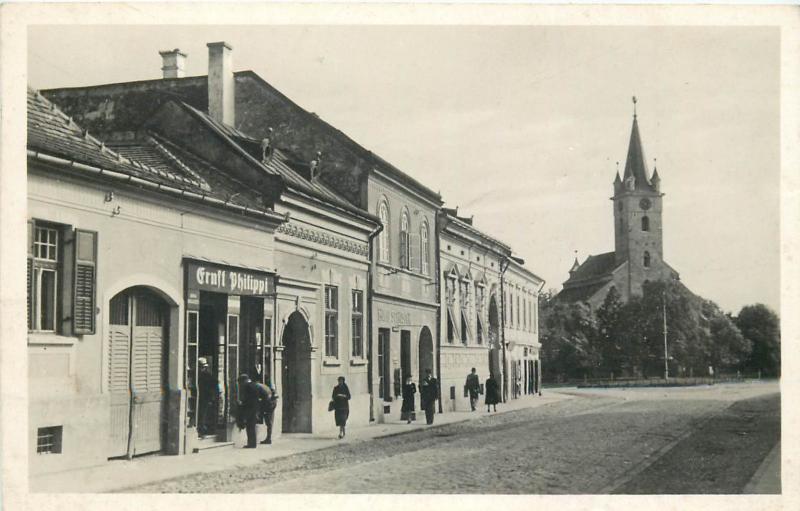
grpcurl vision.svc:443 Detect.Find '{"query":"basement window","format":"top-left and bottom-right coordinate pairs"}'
top-left (37, 426), bottom-right (63, 454)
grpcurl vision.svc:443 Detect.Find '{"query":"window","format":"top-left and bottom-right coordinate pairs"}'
top-left (399, 209), bottom-right (410, 269)
top-left (446, 276), bottom-right (456, 343)
top-left (351, 290), bottom-right (364, 358)
top-left (324, 286), bottom-right (338, 358)
top-left (642, 216), bottom-right (650, 232)
top-left (420, 221), bottom-right (429, 275)
top-left (643, 251), bottom-right (651, 268)
top-left (378, 329), bottom-right (390, 399)
top-left (37, 426), bottom-right (62, 454)
top-left (459, 280), bottom-right (470, 344)
top-left (378, 200), bottom-right (390, 263)
top-left (516, 295), bottom-right (520, 326)
top-left (28, 220), bottom-right (98, 335)
top-left (475, 284), bottom-right (485, 345)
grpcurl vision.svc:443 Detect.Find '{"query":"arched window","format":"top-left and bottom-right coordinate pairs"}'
top-left (378, 200), bottom-right (390, 263)
top-left (643, 251), bottom-right (651, 268)
top-left (642, 216), bottom-right (650, 232)
top-left (420, 221), bottom-right (429, 275)
top-left (399, 209), bottom-right (410, 269)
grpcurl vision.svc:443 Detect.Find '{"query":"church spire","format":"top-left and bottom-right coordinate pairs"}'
top-left (622, 96), bottom-right (653, 192)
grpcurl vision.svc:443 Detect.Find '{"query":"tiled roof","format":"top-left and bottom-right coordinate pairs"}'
top-left (176, 101), bottom-right (378, 222)
top-left (28, 87), bottom-right (277, 216)
top-left (563, 251), bottom-right (620, 284)
top-left (556, 281), bottom-right (610, 304)
top-left (27, 88), bottom-right (205, 191)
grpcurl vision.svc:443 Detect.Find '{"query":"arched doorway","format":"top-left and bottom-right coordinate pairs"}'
top-left (108, 286), bottom-right (169, 458)
top-left (488, 295), bottom-right (501, 378)
top-left (418, 326), bottom-right (434, 382)
top-left (281, 311), bottom-right (312, 433)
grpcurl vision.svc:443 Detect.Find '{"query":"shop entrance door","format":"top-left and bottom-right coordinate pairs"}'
top-left (108, 287), bottom-right (168, 459)
top-left (281, 311), bottom-right (312, 433)
top-left (197, 292), bottom-right (227, 439)
top-left (400, 331), bottom-right (411, 385)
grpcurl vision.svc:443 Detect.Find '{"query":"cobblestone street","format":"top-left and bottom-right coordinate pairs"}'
top-left (128, 382), bottom-right (779, 494)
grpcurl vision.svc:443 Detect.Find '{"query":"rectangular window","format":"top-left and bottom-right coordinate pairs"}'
top-left (36, 426), bottom-right (63, 454)
top-left (31, 224), bottom-right (59, 332)
top-left (351, 290), bottom-right (364, 358)
top-left (325, 286), bottom-right (338, 358)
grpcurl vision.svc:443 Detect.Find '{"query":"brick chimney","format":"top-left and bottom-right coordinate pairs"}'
top-left (159, 49), bottom-right (186, 79)
top-left (207, 41), bottom-right (234, 126)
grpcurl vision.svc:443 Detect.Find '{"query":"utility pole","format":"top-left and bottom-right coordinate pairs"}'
top-left (663, 290), bottom-right (669, 380)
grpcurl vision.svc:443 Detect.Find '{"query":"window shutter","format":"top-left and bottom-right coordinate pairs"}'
top-left (73, 229), bottom-right (98, 335)
top-left (409, 234), bottom-right (420, 272)
top-left (399, 231), bottom-right (407, 268)
top-left (27, 220), bottom-right (34, 330)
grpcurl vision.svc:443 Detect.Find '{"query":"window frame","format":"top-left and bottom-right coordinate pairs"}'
top-left (351, 289), bottom-right (364, 359)
top-left (377, 199), bottom-right (391, 263)
top-left (324, 285), bottom-right (339, 359)
top-left (399, 208), bottom-right (410, 269)
top-left (31, 223), bottom-right (61, 333)
top-left (420, 220), bottom-right (430, 275)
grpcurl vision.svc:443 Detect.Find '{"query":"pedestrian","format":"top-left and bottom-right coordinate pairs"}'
top-left (420, 369), bottom-right (438, 425)
top-left (332, 376), bottom-right (351, 439)
top-left (236, 373), bottom-right (268, 448)
top-left (259, 380), bottom-right (278, 445)
top-left (485, 373), bottom-right (501, 413)
top-left (401, 375), bottom-right (417, 424)
top-left (465, 367), bottom-right (480, 412)
top-left (197, 357), bottom-right (219, 437)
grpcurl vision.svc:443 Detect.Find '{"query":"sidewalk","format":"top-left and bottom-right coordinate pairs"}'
top-left (30, 391), bottom-right (571, 493)
top-left (743, 442), bottom-right (781, 494)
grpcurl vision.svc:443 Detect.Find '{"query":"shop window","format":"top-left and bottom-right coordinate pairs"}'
top-left (37, 426), bottom-right (62, 454)
top-left (324, 286), bottom-right (339, 358)
top-left (378, 200), bottom-right (390, 263)
top-left (351, 290), bottom-right (364, 359)
top-left (378, 329), bottom-right (390, 399)
top-left (27, 220), bottom-right (97, 335)
top-left (399, 209), bottom-right (410, 269)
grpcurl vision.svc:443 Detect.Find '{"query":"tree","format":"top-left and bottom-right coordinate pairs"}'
top-left (735, 304), bottom-right (780, 377)
top-left (539, 290), bottom-right (599, 382)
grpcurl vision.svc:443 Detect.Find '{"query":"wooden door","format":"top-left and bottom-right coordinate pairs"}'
top-left (107, 288), bottom-right (168, 458)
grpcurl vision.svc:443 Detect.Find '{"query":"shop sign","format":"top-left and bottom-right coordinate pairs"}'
top-left (186, 261), bottom-right (275, 296)
top-left (377, 307), bottom-right (411, 327)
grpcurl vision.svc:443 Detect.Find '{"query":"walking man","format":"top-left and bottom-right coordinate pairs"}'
top-left (420, 369), bottom-right (438, 425)
top-left (465, 368), bottom-right (481, 412)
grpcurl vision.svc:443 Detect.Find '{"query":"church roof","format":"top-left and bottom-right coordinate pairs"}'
top-left (556, 281), bottom-right (610, 303)
top-left (622, 115), bottom-right (656, 192)
top-left (563, 251), bottom-right (620, 285)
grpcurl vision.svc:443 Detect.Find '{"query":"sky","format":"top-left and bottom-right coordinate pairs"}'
top-left (28, 25), bottom-right (781, 314)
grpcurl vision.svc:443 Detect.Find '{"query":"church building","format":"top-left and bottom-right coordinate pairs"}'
top-left (558, 101), bottom-right (679, 309)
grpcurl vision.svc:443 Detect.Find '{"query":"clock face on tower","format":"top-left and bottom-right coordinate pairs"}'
top-left (639, 198), bottom-right (652, 210)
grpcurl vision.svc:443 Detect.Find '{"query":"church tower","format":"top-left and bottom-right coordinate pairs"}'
top-left (612, 98), bottom-right (664, 278)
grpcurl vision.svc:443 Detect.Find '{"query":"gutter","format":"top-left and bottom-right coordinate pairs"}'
top-left (28, 150), bottom-right (289, 225)
top-left (366, 221), bottom-right (384, 423)
top-left (499, 256), bottom-right (511, 403)
top-left (435, 210), bottom-right (443, 414)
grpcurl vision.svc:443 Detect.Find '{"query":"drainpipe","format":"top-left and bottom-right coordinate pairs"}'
top-left (435, 210), bottom-right (443, 414)
top-left (499, 257), bottom-right (510, 403)
top-left (366, 222), bottom-right (383, 422)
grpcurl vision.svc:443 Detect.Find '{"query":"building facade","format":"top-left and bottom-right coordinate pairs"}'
top-left (558, 108), bottom-right (679, 309)
top-left (437, 209), bottom-right (509, 412)
top-left (27, 88), bottom-right (286, 474)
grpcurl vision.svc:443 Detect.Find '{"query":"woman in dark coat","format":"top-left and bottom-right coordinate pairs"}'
top-left (401, 375), bottom-right (417, 424)
top-left (332, 376), bottom-right (351, 439)
top-left (485, 374), bottom-right (501, 412)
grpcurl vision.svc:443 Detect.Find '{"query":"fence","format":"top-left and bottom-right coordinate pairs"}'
top-left (543, 371), bottom-right (767, 389)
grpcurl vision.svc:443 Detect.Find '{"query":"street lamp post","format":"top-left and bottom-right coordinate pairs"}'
top-left (663, 291), bottom-right (669, 380)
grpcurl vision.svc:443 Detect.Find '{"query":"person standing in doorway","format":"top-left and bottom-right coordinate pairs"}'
top-left (237, 374), bottom-right (267, 448)
top-left (197, 358), bottom-right (219, 437)
top-left (420, 369), bottom-right (438, 425)
top-left (332, 376), bottom-right (351, 439)
top-left (259, 380), bottom-right (278, 445)
top-left (485, 373), bottom-right (501, 413)
top-left (401, 375), bottom-right (417, 424)
top-left (465, 368), bottom-right (481, 412)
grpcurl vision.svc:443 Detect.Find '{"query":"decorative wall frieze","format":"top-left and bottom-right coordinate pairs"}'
top-left (277, 221), bottom-right (369, 257)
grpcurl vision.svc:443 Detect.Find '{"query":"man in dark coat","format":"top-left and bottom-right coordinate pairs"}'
top-left (237, 374), bottom-right (268, 448)
top-left (420, 369), bottom-right (438, 425)
top-left (465, 367), bottom-right (481, 412)
top-left (259, 381), bottom-right (278, 445)
top-left (197, 358), bottom-right (219, 437)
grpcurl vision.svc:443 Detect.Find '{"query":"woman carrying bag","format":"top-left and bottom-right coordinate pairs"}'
top-left (331, 376), bottom-right (351, 439)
